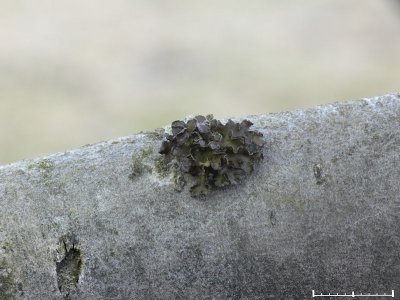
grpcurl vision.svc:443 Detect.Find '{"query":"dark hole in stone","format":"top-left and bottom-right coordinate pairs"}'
top-left (313, 164), bottom-right (325, 185)
top-left (56, 241), bottom-right (83, 299)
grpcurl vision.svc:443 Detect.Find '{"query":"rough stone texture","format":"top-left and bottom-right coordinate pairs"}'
top-left (1, 94), bottom-right (400, 299)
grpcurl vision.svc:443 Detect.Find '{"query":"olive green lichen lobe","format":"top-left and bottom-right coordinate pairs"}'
top-left (159, 115), bottom-right (264, 197)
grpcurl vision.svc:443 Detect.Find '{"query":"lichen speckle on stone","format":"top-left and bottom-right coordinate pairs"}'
top-left (159, 115), bottom-right (264, 197)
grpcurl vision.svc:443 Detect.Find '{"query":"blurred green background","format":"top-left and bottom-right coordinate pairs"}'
top-left (1, 0), bottom-right (400, 165)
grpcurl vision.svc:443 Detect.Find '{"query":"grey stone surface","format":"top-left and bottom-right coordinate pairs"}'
top-left (1, 94), bottom-right (400, 299)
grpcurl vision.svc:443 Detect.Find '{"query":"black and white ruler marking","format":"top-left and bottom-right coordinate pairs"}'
top-left (312, 290), bottom-right (394, 298)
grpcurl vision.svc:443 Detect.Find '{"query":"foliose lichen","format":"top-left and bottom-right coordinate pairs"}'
top-left (159, 115), bottom-right (264, 197)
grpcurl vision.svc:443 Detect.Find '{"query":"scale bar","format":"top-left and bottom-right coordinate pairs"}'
top-left (312, 290), bottom-right (394, 298)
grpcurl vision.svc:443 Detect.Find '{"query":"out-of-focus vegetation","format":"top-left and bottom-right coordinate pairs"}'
top-left (1, 0), bottom-right (399, 164)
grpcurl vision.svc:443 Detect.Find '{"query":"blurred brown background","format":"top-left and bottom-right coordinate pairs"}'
top-left (1, 0), bottom-right (400, 165)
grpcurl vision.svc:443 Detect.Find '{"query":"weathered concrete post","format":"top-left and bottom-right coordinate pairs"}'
top-left (1, 94), bottom-right (399, 299)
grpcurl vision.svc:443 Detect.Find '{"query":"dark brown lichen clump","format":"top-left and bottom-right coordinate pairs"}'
top-left (159, 115), bottom-right (264, 197)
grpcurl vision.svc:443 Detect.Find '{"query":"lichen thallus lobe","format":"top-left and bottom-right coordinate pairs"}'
top-left (159, 115), bottom-right (264, 197)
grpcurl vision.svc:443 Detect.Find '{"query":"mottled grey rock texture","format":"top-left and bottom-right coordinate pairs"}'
top-left (1, 94), bottom-right (400, 299)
